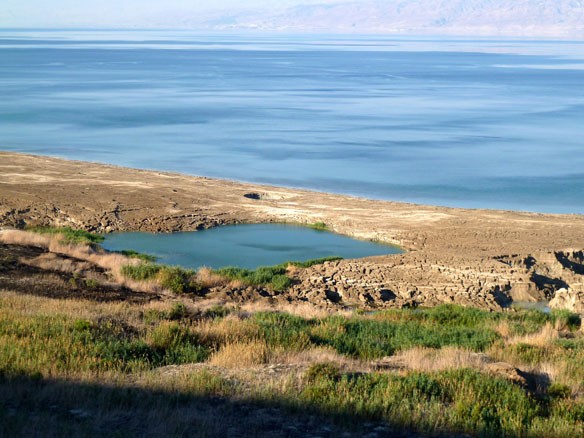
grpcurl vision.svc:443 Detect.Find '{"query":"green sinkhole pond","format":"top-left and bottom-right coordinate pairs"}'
top-left (102, 224), bottom-right (403, 270)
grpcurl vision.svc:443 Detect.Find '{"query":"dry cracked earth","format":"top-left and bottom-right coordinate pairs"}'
top-left (1, 152), bottom-right (584, 312)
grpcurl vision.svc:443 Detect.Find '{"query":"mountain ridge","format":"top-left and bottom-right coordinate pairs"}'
top-left (203, 0), bottom-right (584, 37)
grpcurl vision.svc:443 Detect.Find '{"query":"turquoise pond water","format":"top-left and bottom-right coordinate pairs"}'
top-left (101, 224), bottom-right (402, 270)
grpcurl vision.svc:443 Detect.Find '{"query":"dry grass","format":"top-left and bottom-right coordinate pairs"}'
top-left (382, 346), bottom-right (491, 373)
top-left (1, 229), bottom-right (165, 292)
top-left (275, 346), bottom-right (370, 372)
top-left (285, 264), bottom-right (302, 276)
top-left (195, 314), bottom-right (262, 345)
top-left (507, 323), bottom-right (559, 347)
top-left (209, 340), bottom-right (270, 368)
top-left (19, 252), bottom-right (92, 273)
top-left (196, 267), bottom-right (228, 289)
top-left (239, 301), bottom-right (344, 320)
top-left (0, 229), bottom-right (52, 247)
top-left (0, 290), bottom-right (144, 328)
top-left (495, 320), bottom-right (512, 339)
top-left (528, 361), bottom-right (564, 383)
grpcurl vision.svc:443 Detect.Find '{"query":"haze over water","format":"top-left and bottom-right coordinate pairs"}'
top-left (1, 30), bottom-right (584, 213)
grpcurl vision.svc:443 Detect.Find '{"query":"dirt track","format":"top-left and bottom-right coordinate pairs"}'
top-left (1, 152), bottom-right (584, 310)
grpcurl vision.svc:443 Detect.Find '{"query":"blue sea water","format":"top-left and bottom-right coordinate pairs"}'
top-left (1, 30), bottom-right (583, 213)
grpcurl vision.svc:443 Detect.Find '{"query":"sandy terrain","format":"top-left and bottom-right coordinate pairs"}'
top-left (1, 152), bottom-right (584, 310)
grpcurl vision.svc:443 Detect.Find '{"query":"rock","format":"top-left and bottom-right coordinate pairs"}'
top-left (549, 288), bottom-right (584, 313)
top-left (485, 362), bottom-right (527, 387)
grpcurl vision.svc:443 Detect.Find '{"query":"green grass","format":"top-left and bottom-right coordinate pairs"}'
top-left (120, 263), bottom-right (199, 294)
top-left (289, 256), bottom-right (343, 268)
top-left (121, 263), bottom-right (162, 281)
top-left (113, 249), bottom-right (157, 262)
top-left (297, 367), bottom-right (551, 437)
top-left (253, 307), bottom-right (501, 358)
top-left (0, 295), bottom-right (582, 437)
top-left (213, 257), bottom-right (342, 291)
top-left (214, 265), bottom-right (291, 291)
top-left (306, 222), bottom-right (329, 231)
top-left (0, 313), bottom-right (209, 377)
top-left (27, 226), bottom-right (104, 245)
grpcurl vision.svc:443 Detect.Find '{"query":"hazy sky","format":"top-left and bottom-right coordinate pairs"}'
top-left (1, 0), bottom-right (340, 28)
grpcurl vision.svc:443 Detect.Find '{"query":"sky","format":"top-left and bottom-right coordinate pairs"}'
top-left (0, 0), bottom-right (339, 28)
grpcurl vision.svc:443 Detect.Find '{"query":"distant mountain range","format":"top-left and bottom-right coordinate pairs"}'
top-left (5, 0), bottom-right (581, 37)
top-left (201, 0), bottom-right (584, 37)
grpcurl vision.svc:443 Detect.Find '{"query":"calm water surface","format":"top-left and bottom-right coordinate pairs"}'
top-left (1, 30), bottom-right (584, 213)
top-left (101, 224), bottom-right (401, 269)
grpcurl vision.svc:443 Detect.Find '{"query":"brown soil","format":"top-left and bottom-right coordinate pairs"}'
top-left (2, 152), bottom-right (584, 310)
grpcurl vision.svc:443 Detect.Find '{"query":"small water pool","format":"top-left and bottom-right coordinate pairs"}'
top-left (511, 301), bottom-right (551, 314)
top-left (102, 224), bottom-right (402, 269)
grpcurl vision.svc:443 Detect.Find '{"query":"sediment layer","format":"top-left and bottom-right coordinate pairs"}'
top-left (2, 152), bottom-right (584, 310)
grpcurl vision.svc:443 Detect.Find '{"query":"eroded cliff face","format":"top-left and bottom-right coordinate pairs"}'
top-left (287, 250), bottom-right (584, 311)
top-left (2, 152), bottom-right (584, 312)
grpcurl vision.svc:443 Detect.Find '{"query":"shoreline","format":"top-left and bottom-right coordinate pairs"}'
top-left (2, 151), bottom-right (584, 311)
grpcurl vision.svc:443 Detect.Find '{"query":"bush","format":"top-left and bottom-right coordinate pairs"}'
top-left (304, 362), bottom-right (341, 383)
top-left (203, 305), bottom-right (232, 319)
top-left (213, 257), bottom-right (341, 291)
top-left (121, 263), bottom-right (200, 294)
top-left (548, 383), bottom-right (572, 399)
top-left (157, 267), bottom-right (196, 294)
top-left (271, 275), bottom-right (293, 291)
top-left (121, 263), bottom-right (161, 281)
top-left (168, 302), bottom-right (188, 320)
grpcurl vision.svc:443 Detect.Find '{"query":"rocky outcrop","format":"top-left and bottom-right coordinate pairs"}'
top-left (549, 288), bottom-right (584, 314)
top-left (289, 249), bottom-right (584, 311)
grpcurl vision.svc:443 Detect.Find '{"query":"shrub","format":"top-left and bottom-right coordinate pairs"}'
top-left (307, 222), bottom-right (329, 231)
top-left (304, 362), bottom-right (341, 383)
top-left (203, 305), bottom-right (232, 319)
top-left (168, 302), bottom-right (188, 320)
top-left (157, 267), bottom-right (196, 294)
top-left (289, 256), bottom-right (342, 268)
top-left (121, 263), bottom-right (161, 281)
top-left (84, 279), bottom-right (99, 289)
top-left (548, 383), bottom-right (572, 399)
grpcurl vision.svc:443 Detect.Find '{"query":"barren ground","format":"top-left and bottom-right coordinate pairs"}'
top-left (1, 152), bottom-right (584, 310)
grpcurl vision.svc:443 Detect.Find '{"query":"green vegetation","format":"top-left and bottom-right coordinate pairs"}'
top-left (253, 308), bottom-right (499, 358)
top-left (113, 249), bottom-right (157, 262)
top-left (213, 256), bottom-right (342, 291)
top-left (0, 294), bottom-right (583, 437)
top-left (28, 226), bottom-right (104, 245)
top-left (121, 263), bottom-right (162, 281)
top-left (290, 256), bottom-right (343, 268)
top-left (214, 265), bottom-right (292, 291)
top-left (120, 256), bottom-right (342, 294)
top-left (0, 311), bottom-right (208, 377)
top-left (299, 367), bottom-right (548, 436)
top-left (307, 221), bottom-right (329, 231)
top-left (121, 263), bottom-right (199, 294)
